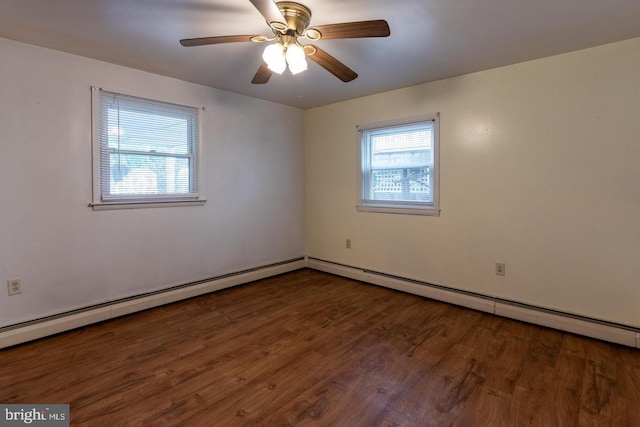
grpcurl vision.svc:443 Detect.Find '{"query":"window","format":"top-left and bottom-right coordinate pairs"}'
top-left (91, 87), bottom-right (203, 210)
top-left (357, 114), bottom-right (439, 216)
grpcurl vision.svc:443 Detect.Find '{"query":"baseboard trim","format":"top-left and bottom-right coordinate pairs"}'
top-left (3, 257), bottom-right (637, 350)
top-left (307, 257), bottom-right (639, 349)
top-left (0, 258), bottom-right (306, 349)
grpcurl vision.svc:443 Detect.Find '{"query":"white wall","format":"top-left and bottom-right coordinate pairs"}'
top-left (3, 34), bottom-right (639, 333)
top-left (0, 38), bottom-right (305, 327)
top-left (305, 37), bottom-right (640, 328)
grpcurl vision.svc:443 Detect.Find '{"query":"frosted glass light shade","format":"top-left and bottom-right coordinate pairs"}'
top-left (285, 44), bottom-right (307, 75)
top-left (262, 43), bottom-right (286, 74)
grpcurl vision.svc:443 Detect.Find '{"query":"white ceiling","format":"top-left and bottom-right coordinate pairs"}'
top-left (1, 0), bottom-right (640, 109)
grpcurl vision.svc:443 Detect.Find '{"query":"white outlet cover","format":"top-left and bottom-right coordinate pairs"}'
top-left (7, 279), bottom-right (22, 295)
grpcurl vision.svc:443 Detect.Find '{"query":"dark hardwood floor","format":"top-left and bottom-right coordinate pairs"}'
top-left (1, 269), bottom-right (639, 426)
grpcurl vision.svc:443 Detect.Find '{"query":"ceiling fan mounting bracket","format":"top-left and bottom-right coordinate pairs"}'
top-left (274, 2), bottom-right (312, 34)
top-left (279, 33), bottom-right (299, 48)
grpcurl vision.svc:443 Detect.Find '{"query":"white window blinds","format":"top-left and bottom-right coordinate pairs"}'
top-left (95, 89), bottom-right (200, 203)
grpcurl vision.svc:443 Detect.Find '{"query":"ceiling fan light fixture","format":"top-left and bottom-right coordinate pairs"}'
top-left (180, 1), bottom-right (390, 84)
top-left (262, 43), bottom-right (286, 74)
top-left (285, 43), bottom-right (307, 75)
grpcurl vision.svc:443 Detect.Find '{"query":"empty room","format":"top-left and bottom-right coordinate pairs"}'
top-left (1, 0), bottom-right (639, 425)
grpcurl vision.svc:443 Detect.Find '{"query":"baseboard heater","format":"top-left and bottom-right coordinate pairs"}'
top-left (306, 257), bottom-right (640, 349)
top-left (0, 258), bottom-right (306, 349)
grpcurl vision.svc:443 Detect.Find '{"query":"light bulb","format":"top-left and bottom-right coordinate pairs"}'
top-left (285, 44), bottom-right (307, 75)
top-left (262, 43), bottom-right (286, 74)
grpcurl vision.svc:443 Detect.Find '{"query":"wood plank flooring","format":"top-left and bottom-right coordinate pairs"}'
top-left (1, 269), bottom-right (639, 426)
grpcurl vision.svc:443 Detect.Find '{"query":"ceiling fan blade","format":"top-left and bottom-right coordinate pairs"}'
top-left (307, 45), bottom-right (358, 82)
top-left (251, 61), bottom-right (273, 84)
top-left (311, 20), bottom-right (390, 40)
top-left (249, 0), bottom-right (286, 26)
top-left (180, 35), bottom-right (255, 47)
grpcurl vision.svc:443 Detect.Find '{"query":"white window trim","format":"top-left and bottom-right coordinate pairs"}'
top-left (90, 86), bottom-right (206, 210)
top-left (356, 113), bottom-right (440, 216)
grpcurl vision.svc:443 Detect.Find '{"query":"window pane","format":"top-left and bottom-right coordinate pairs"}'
top-left (371, 167), bottom-right (431, 202)
top-left (371, 128), bottom-right (431, 157)
top-left (106, 108), bottom-right (191, 155)
top-left (107, 153), bottom-right (191, 195)
top-left (97, 89), bottom-right (199, 202)
top-left (358, 115), bottom-right (439, 215)
top-left (364, 122), bottom-right (434, 203)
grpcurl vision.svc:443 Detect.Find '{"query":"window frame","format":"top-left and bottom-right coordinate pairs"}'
top-left (90, 86), bottom-right (205, 210)
top-left (356, 113), bottom-right (440, 216)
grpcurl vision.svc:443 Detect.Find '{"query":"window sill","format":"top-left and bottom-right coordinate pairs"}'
top-left (356, 204), bottom-right (440, 216)
top-left (90, 199), bottom-right (207, 211)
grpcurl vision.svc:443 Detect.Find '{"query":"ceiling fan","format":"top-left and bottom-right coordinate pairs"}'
top-left (179, 0), bottom-right (390, 84)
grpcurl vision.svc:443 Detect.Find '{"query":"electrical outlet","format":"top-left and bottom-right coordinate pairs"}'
top-left (346, 239), bottom-right (352, 249)
top-left (495, 263), bottom-right (506, 276)
top-left (7, 278), bottom-right (22, 296)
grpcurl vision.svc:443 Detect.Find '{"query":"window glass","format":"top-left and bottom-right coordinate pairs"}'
top-left (358, 114), bottom-right (439, 216)
top-left (92, 88), bottom-right (202, 208)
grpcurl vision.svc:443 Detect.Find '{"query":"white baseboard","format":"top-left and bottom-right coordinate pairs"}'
top-left (0, 258), bottom-right (306, 349)
top-left (3, 258), bottom-right (637, 350)
top-left (307, 258), bottom-right (492, 315)
top-left (494, 303), bottom-right (636, 347)
top-left (307, 258), bottom-right (639, 349)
